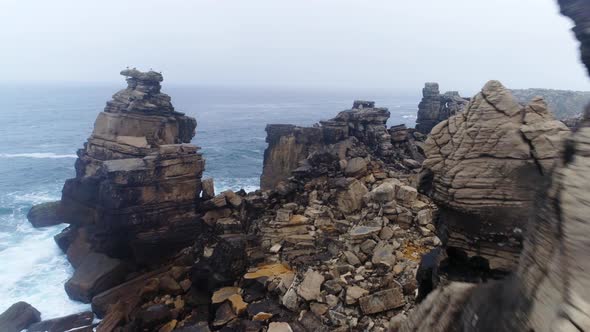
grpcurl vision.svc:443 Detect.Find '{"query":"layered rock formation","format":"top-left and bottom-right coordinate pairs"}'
top-left (50, 100), bottom-right (438, 332)
top-left (420, 80), bottom-right (570, 271)
top-left (415, 83), bottom-right (469, 135)
top-left (400, 4), bottom-right (590, 330)
top-left (33, 69), bottom-right (207, 303)
top-left (402, 88), bottom-right (590, 332)
top-left (59, 69), bottom-right (204, 264)
top-left (261, 101), bottom-right (424, 190)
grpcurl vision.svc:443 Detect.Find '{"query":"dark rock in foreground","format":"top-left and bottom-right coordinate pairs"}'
top-left (27, 200), bottom-right (62, 228)
top-left (0, 301), bottom-right (41, 332)
top-left (65, 252), bottom-right (127, 303)
top-left (27, 311), bottom-right (94, 332)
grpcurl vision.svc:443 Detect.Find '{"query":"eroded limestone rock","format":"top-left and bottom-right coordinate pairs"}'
top-left (420, 80), bottom-right (570, 271)
top-left (57, 69), bottom-right (205, 265)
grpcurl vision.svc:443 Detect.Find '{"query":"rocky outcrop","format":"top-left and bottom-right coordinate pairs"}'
top-left (66, 100), bottom-right (441, 332)
top-left (415, 83), bottom-right (469, 135)
top-left (27, 200), bottom-right (61, 227)
top-left (0, 302), bottom-right (41, 332)
top-left (65, 252), bottom-right (128, 303)
top-left (420, 80), bottom-right (570, 271)
top-left (400, 4), bottom-right (590, 329)
top-left (261, 101), bottom-right (425, 190)
top-left (27, 311), bottom-right (94, 332)
top-left (57, 69), bottom-right (205, 266)
top-left (402, 94), bottom-right (590, 332)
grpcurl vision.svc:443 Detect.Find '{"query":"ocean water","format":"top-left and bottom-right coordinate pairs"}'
top-left (0, 83), bottom-right (419, 319)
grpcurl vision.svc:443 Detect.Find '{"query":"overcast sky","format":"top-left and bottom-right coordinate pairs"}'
top-left (0, 0), bottom-right (587, 92)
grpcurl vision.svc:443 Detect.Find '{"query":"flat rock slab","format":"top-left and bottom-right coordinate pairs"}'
top-left (28, 311), bottom-right (94, 332)
top-left (211, 286), bottom-right (240, 304)
top-left (359, 288), bottom-right (406, 314)
top-left (297, 269), bottom-right (325, 301)
top-left (268, 322), bottom-right (294, 332)
top-left (350, 225), bottom-right (382, 240)
top-left (0, 301), bottom-right (41, 332)
top-left (65, 252), bottom-right (127, 303)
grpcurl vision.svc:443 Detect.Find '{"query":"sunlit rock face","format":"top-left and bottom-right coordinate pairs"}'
top-left (59, 69), bottom-right (205, 264)
top-left (420, 80), bottom-right (570, 271)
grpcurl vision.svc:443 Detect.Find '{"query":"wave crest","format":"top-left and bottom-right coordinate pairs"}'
top-left (0, 153), bottom-right (77, 159)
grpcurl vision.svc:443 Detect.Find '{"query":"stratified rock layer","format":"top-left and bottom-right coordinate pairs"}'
top-left (415, 83), bottom-right (469, 135)
top-left (261, 101), bottom-right (424, 190)
top-left (59, 69), bottom-right (205, 264)
top-left (400, 3), bottom-right (590, 331)
top-left (420, 80), bottom-right (570, 271)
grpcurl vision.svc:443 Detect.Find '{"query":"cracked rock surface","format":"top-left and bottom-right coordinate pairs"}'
top-left (420, 80), bottom-right (569, 271)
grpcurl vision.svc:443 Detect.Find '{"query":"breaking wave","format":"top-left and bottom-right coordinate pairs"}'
top-left (0, 153), bottom-right (77, 159)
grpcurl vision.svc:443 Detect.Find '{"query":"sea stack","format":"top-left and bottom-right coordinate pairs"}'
top-left (415, 83), bottom-right (469, 135)
top-left (58, 69), bottom-right (205, 265)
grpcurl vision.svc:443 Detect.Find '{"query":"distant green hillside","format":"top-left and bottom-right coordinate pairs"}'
top-left (510, 89), bottom-right (590, 119)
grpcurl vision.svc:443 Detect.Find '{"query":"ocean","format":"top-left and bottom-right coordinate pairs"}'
top-left (0, 83), bottom-right (419, 319)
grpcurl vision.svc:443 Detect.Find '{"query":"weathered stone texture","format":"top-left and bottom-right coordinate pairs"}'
top-left (420, 80), bottom-right (570, 270)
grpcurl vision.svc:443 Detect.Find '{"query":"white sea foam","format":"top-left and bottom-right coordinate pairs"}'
top-left (9, 191), bottom-right (60, 205)
top-left (0, 189), bottom-right (89, 319)
top-left (0, 222), bottom-right (89, 319)
top-left (0, 152), bottom-right (77, 159)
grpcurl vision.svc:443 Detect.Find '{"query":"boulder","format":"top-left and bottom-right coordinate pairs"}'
top-left (28, 311), bottom-right (94, 332)
top-left (138, 304), bottom-right (171, 330)
top-left (344, 157), bottom-right (367, 177)
top-left (268, 322), bottom-right (293, 332)
top-left (359, 288), bottom-right (405, 314)
top-left (0, 302), bottom-right (41, 332)
top-left (336, 179), bottom-right (368, 213)
top-left (420, 80), bottom-right (570, 271)
top-left (65, 252), bottom-right (127, 303)
top-left (202, 178), bottom-right (215, 199)
top-left (27, 201), bottom-right (62, 227)
top-left (297, 269), bottom-right (324, 301)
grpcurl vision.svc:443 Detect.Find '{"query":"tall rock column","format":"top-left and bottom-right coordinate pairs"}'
top-left (59, 69), bottom-right (205, 265)
top-left (415, 83), bottom-right (469, 135)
